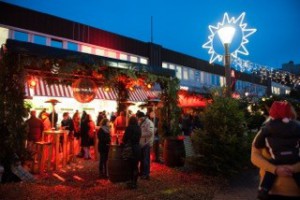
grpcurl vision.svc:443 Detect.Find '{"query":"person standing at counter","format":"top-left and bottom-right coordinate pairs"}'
top-left (97, 118), bottom-right (111, 178)
top-left (26, 110), bottom-right (44, 151)
top-left (81, 114), bottom-right (95, 160)
top-left (61, 112), bottom-right (74, 158)
top-left (72, 110), bottom-right (81, 156)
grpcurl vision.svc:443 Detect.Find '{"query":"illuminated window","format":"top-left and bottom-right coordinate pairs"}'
top-left (200, 72), bottom-right (205, 83)
top-left (51, 38), bottom-right (63, 48)
top-left (68, 42), bottom-right (78, 51)
top-left (33, 35), bottom-right (46, 45)
top-left (169, 64), bottom-right (175, 70)
top-left (0, 27), bottom-right (9, 45)
top-left (272, 87), bottom-right (280, 95)
top-left (120, 53), bottom-right (128, 60)
top-left (176, 66), bottom-right (182, 79)
top-left (286, 89), bottom-right (290, 95)
top-left (130, 56), bottom-right (138, 63)
top-left (108, 51), bottom-right (117, 58)
top-left (14, 31), bottom-right (28, 42)
top-left (220, 76), bottom-right (225, 87)
top-left (162, 63), bottom-right (168, 69)
top-left (140, 58), bottom-right (148, 64)
top-left (95, 49), bottom-right (104, 56)
top-left (183, 68), bottom-right (189, 80)
top-left (195, 71), bottom-right (200, 82)
top-left (81, 45), bottom-right (92, 53)
top-left (189, 69), bottom-right (195, 81)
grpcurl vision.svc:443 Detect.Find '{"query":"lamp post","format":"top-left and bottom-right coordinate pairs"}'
top-left (217, 26), bottom-right (236, 97)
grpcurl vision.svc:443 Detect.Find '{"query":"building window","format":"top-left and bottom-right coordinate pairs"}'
top-left (176, 66), bottom-right (182, 80)
top-left (215, 75), bottom-right (220, 86)
top-left (0, 27), bottom-right (9, 45)
top-left (195, 71), bottom-right (200, 82)
top-left (68, 42), bottom-right (78, 51)
top-left (81, 45), bottom-right (92, 53)
top-left (211, 74), bottom-right (216, 85)
top-left (183, 68), bottom-right (189, 80)
top-left (120, 53), bottom-right (127, 61)
top-left (51, 38), bottom-right (63, 48)
top-left (220, 76), bottom-right (225, 87)
top-left (14, 31), bottom-right (28, 42)
top-left (162, 63), bottom-right (168, 68)
top-left (130, 56), bottom-right (138, 63)
top-left (285, 89), bottom-right (290, 95)
top-left (140, 57), bottom-right (148, 65)
top-left (189, 69), bottom-right (195, 81)
top-left (95, 48), bottom-right (104, 56)
top-left (33, 35), bottom-right (47, 45)
top-left (200, 72), bottom-right (205, 83)
top-left (169, 64), bottom-right (175, 70)
top-left (272, 86), bottom-right (280, 95)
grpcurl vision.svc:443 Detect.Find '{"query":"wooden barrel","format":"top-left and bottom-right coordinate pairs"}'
top-left (163, 137), bottom-right (186, 167)
top-left (108, 145), bottom-right (131, 183)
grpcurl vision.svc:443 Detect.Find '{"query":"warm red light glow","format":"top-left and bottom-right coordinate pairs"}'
top-left (129, 87), bottom-right (134, 91)
top-left (29, 79), bottom-right (36, 87)
top-left (104, 87), bottom-right (110, 92)
top-left (178, 91), bottom-right (211, 107)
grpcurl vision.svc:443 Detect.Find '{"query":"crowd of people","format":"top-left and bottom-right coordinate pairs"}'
top-left (25, 108), bottom-right (156, 189)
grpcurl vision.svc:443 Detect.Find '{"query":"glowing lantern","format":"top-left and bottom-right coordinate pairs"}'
top-left (29, 79), bottom-right (36, 88)
top-left (104, 86), bottom-right (110, 92)
top-left (72, 78), bottom-right (97, 103)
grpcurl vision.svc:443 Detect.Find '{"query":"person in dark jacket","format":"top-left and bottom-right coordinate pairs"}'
top-left (254, 101), bottom-right (300, 200)
top-left (80, 113), bottom-right (95, 159)
top-left (26, 110), bottom-right (44, 150)
top-left (122, 116), bottom-right (141, 189)
top-left (97, 118), bottom-right (111, 178)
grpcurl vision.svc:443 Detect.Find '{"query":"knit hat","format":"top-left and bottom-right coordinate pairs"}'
top-left (269, 101), bottom-right (293, 122)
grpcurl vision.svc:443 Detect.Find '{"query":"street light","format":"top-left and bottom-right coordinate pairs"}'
top-left (217, 26), bottom-right (236, 97)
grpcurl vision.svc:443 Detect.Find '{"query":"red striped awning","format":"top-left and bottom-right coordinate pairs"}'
top-left (26, 78), bottom-right (160, 102)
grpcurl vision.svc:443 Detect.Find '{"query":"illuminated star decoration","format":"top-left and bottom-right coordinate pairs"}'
top-left (203, 12), bottom-right (257, 64)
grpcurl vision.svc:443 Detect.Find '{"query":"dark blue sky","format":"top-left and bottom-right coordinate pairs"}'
top-left (3, 0), bottom-right (300, 69)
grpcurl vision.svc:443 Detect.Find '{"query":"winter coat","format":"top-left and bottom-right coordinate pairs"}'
top-left (80, 119), bottom-right (94, 147)
top-left (123, 124), bottom-right (142, 161)
top-left (26, 116), bottom-right (44, 142)
top-left (139, 117), bottom-right (154, 147)
top-left (254, 119), bottom-right (300, 164)
top-left (97, 126), bottom-right (111, 153)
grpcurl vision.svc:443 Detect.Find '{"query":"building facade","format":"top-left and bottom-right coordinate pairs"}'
top-left (0, 2), bottom-right (269, 98)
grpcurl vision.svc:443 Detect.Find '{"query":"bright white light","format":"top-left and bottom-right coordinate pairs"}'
top-left (217, 26), bottom-right (236, 44)
top-left (203, 12), bottom-right (257, 63)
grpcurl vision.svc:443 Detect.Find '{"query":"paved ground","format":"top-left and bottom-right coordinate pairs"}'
top-left (213, 168), bottom-right (259, 200)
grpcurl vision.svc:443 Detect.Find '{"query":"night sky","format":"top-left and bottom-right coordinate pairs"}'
top-left (3, 0), bottom-right (300, 69)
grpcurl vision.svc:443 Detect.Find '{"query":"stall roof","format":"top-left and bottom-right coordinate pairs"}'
top-left (25, 77), bottom-right (159, 102)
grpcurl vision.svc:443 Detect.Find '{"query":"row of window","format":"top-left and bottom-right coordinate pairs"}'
top-left (163, 62), bottom-right (267, 96)
top-left (2, 27), bottom-right (149, 65)
top-left (163, 62), bottom-right (225, 86)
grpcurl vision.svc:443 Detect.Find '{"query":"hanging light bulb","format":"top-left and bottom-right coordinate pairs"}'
top-left (28, 76), bottom-right (37, 88)
top-left (147, 83), bottom-right (152, 89)
top-left (104, 86), bottom-right (110, 92)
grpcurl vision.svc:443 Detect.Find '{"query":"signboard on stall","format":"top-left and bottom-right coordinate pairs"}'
top-left (72, 78), bottom-right (97, 103)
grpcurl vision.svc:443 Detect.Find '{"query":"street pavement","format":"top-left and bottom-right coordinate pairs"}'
top-left (213, 168), bottom-right (259, 200)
